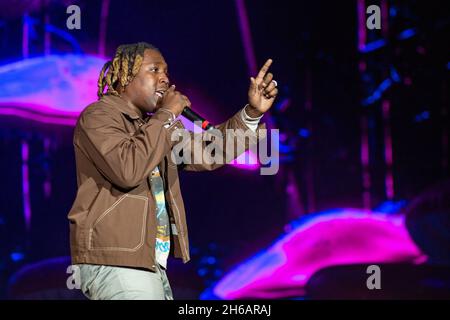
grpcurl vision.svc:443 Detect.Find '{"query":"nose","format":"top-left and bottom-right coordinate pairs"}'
top-left (159, 74), bottom-right (169, 87)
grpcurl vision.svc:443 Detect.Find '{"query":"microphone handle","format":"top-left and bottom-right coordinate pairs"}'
top-left (181, 107), bottom-right (214, 131)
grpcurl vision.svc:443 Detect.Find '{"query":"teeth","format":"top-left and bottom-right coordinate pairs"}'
top-left (156, 90), bottom-right (166, 97)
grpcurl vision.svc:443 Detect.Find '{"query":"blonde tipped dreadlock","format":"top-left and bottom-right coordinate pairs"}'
top-left (97, 42), bottom-right (159, 98)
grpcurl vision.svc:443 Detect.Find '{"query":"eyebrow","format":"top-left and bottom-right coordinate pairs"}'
top-left (143, 59), bottom-right (166, 65)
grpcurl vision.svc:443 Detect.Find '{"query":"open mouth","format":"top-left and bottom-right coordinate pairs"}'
top-left (155, 89), bottom-right (166, 99)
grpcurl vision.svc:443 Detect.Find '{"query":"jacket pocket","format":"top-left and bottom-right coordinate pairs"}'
top-left (88, 194), bottom-right (148, 252)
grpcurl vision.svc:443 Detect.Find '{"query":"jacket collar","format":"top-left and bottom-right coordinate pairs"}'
top-left (101, 94), bottom-right (146, 120)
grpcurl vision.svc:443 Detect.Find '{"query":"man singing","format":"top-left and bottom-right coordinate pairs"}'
top-left (67, 42), bottom-right (278, 300)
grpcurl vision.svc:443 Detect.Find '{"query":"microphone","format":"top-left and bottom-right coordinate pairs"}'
top-left (181, 107), bottom-right (214, 131)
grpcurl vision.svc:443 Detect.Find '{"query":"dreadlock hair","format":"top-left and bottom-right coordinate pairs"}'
top-left (97, 42), bottom-right (159, 98)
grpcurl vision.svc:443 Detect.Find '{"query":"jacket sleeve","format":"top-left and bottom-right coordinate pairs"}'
top-left (177, 108), bottom-right (265, 172)
top-left (76, 106), bottom-right (184, 190)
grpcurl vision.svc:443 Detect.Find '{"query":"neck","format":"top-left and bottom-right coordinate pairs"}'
top-left (119, 92), bottom-right (145, 119)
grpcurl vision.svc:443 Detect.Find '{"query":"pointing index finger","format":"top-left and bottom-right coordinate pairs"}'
top-left (255, 59), bottom-right (273, 83)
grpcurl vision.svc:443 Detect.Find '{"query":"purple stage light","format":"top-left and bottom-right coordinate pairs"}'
top-left (0, 54), bottom-right (106, 122)
top-left (206, 209), bottom-right (425, 299)
top-left (21, 140), bottom-right (31, 231)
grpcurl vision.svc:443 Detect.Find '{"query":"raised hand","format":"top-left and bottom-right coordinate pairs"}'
top-left (247, 59), bottom-right (278, 117)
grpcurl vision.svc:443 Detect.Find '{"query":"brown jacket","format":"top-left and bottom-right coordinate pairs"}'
top-left (68, 94), bottom-right (263, 272)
